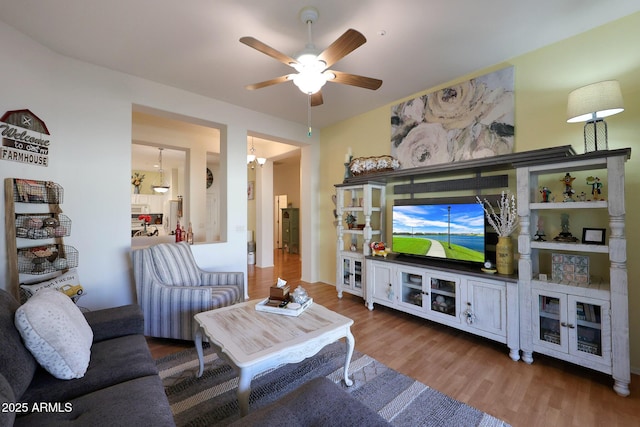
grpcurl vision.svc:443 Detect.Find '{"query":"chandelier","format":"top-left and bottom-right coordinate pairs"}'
top-left (247, 138), bottom-right (266, 169)
top-left (152, 148), bottom-right (170, 193)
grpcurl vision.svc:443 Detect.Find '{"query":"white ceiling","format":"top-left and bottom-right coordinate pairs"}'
top-left (1, 1), bottom-right (638, 129)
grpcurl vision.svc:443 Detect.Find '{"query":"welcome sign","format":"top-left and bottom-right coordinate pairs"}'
top-left (0, 109), bottom-right (50, 167)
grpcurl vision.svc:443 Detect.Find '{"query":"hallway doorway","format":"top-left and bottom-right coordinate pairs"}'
top-left (247, 249), bottom-right (301, 296)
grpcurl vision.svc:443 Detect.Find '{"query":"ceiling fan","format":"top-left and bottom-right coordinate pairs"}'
top-left (240, 6), bottom-right (382, 107)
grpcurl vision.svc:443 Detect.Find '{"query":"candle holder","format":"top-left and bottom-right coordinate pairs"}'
top-left (343, 156), bottom-right (352, 182)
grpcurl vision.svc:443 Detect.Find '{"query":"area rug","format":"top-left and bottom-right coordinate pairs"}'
top-left (156, 342), bottom-right (510, 427)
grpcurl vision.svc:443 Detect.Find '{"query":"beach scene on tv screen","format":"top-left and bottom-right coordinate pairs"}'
top-left (392, 204), bottom-right (485, 262)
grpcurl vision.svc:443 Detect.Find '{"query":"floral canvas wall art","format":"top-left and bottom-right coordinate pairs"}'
top-left (390, 66), bottom-right (514, 168)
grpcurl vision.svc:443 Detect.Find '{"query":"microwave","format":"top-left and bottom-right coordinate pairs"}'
top-left (131, 204), bottom-right (150, 215)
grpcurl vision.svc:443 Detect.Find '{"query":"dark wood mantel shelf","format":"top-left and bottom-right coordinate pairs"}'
top-left (341, 145), bottom-right (578, 185)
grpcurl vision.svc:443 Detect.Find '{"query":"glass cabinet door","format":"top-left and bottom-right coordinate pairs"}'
top-left (342, 257), bottom-right (352, 287)
top-left (533, 289), bottom-right (568, 352)
top-left (342, 256), bottom-right (363, 291)
top-left (429, 277), bottom-right (457, 317)
top-left (399, 270), bottom-right (425, 309)
top-left (353, 259), bottom-right (363, 290)
top-left (569, 295), bottom-right (610, 362)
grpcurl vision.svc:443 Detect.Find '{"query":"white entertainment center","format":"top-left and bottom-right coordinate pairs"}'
top-left (335, 146), bottom-right (631, 396)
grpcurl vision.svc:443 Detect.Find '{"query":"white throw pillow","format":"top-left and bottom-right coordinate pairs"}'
top-left (14, 289), bottom-right (93, 379)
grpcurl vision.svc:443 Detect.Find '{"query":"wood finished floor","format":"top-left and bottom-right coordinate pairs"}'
top-left (147, 250), bottom-right (640, 427)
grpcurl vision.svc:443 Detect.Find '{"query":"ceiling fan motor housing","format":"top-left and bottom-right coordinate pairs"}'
top-left (299, 6), bottom-right (319, 24)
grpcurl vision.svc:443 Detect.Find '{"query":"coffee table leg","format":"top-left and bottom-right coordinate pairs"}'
top-left (344, 328), bottom-right (355, 386)
top-left (195, 328), bottom-right (205, 378)
top-left (237, 369), bottom-right (252, 416)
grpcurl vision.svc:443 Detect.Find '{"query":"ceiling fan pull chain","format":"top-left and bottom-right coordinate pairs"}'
top-left (307, 94), bottom-right (313, 137)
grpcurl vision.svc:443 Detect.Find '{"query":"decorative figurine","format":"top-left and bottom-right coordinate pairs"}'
top-left (586, 176), bottom-right (603, 201)
top-left (534, 216), bottom-right (546, 241)
top-left (540, 186), bottom-right (551, 202)
top-left (553, 213), bottom-right (579, 242)
top-left (560, 173), bottom-right (576, 201)
top-left (370, 241), bottom-right (391, 257)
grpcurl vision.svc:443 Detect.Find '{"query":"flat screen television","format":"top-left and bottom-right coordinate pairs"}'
top-left (392, 199), bottom-right (486, 266)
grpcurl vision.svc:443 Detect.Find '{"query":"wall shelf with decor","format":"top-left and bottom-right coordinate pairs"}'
top-left (342, 145), bottom-right (577, 185)
top-left (4, 178), bottom-right (78, 302)
top-left (514, 148), bottom-right (631, 397)
top-left (334, 181), bottom-right (386, 301)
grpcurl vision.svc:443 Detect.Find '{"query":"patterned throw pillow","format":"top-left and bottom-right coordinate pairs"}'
top-left (20, 269), bottom-right (82, 299)
top-left (14, 289), bottom-right (93, 380)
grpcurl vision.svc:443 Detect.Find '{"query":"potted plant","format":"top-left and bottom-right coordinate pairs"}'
top-left (345, 213), bottom-right (357, 229)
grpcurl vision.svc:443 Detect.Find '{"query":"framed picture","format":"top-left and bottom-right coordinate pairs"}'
top-left (582, 228), bottom-right (606, 245)
top-left (247, 181), bottom-right (255, 200)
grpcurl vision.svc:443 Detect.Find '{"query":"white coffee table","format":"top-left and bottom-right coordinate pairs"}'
top-left (193, 299), bottom-right (355, 416)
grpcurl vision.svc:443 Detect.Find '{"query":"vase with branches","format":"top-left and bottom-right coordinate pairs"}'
top-left (477, 191), bottom-right (518, 274)
top-left (476, 191), bottom-right (518, 237)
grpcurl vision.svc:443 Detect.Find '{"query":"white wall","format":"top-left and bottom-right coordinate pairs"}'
top-left (0, 21), bottom-right (319, 308)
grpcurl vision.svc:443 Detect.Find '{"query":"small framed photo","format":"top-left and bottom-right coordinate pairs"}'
top-left (582, 228), bottom-right (606, 245)
top-left (247, 181), bottom-right (255, 200)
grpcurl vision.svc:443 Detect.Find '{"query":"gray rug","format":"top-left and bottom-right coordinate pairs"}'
top-left (156, 342), bottom-right (510, 427)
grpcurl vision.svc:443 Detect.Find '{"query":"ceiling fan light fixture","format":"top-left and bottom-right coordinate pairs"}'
top-left (323, 71), bottom-right (336, 81)
top-left (240, 5), bottom-right (381, 109)
top-left (292, 70), bottom-right (328, 94)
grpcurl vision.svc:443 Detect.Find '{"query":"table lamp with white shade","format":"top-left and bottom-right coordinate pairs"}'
top-left (566, 80), bottom-right (624, 153)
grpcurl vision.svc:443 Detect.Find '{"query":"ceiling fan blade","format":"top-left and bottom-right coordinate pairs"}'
top-left (240, 36), bottom-right (298, 67)
top-left (317, 29), bottom-right (366, 68)
top-left (245, 75), bottom-right (293, 90)
top-left (328, 71), bottom-right (382, 90)
top-left (310, 91), bottom-right (323, 107)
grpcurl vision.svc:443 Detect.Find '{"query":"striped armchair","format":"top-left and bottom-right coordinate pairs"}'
top-left (132, 241), bottom-right (244, 341)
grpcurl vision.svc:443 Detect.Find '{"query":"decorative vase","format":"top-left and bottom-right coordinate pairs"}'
top-left (496, 236), bottom-right (514, 275)
top-left (134, 185), bottom-right (140, 194)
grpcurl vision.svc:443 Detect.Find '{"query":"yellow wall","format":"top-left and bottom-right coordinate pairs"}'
top-left (319, 12), bottom-right (640, 370)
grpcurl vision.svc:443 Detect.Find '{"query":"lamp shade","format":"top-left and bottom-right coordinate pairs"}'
top-left (566, 80), bottom-right (624, 123)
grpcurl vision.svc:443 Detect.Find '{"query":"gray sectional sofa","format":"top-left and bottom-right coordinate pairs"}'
top-left (1, 287), bottom-right (389, 426)
top-left (0, 289), bottom-right (175, 426)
